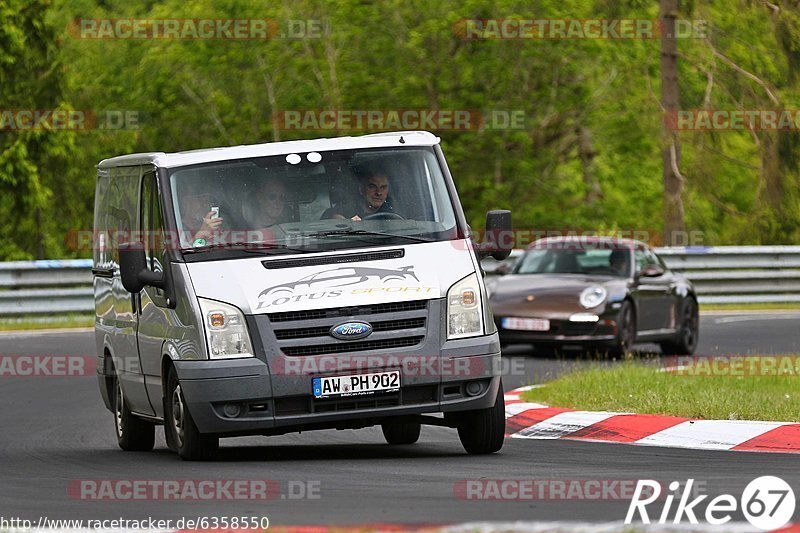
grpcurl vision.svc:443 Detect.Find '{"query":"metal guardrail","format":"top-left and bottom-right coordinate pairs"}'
top-left (482, 246), bottom-right (800, 305)
top-left (0, 260), bottom-right (94, 315)
top-left (0, 247), bottom-right (798, 315)
top-left (657, 246), bottom-right (800, 304)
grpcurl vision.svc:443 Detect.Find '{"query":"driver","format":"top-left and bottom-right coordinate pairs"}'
top-left (608, 249), bottom-right (630, 276)
top-left (322, 170), bottom-right (396, 221)
top-left (179, 191), bottom-right (225, 246)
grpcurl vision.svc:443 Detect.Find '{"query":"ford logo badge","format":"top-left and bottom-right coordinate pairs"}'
top-left (330, 321), bottom-right (373, 340)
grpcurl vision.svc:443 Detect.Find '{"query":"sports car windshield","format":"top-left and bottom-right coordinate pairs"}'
top-left (514, 247), bottom-right (632, 277)
top-left (169, 147), bottom-right (458, 257)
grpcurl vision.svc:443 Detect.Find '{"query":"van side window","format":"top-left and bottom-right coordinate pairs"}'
top-left (93, 174), bottom-right (111, 266)
top-left (108, 179), bottom-right (131, 266)
top-left (141, 172), bottom-right (166, 273)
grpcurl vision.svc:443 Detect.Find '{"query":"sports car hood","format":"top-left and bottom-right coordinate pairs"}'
top-left (184, 240), bottom-right (478, 314)
top-left (488, 274), bottom-right (629, 313)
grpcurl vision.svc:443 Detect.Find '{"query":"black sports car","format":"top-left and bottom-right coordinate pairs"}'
top-left (486, 237), bottom-right (699, 355)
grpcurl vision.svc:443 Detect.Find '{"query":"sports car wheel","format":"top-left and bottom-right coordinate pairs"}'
top-left (660, 298), bottom-right (699, 355)
top-left (609, 300), bottom-right (636, 357)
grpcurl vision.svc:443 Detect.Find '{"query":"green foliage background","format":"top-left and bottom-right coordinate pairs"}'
top-left (1, 0), bottom-right (799, 259)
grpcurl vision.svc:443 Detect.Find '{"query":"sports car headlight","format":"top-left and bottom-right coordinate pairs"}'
top-left (198, 298), bottom-right (254, 359)
top-left (579, 286), bottom-right (607, 309)
top-left (447, 273), bottom-right (484, 339)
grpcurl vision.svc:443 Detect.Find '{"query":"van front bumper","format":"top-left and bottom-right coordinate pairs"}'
top-left (173, 334), bottom-right (502, 436)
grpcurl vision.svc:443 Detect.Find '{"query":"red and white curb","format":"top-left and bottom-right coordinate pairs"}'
top-left (504, 386), bottom-right (800, 454)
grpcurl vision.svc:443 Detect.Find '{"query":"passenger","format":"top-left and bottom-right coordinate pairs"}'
top-left (322, 170), bottom-right (395, 221)
top-left (246, 177), bottom-right (287, 229)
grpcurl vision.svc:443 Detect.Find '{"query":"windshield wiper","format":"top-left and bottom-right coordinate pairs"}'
top-left (305, 229), bottom-right (433, 243)
top-left (182, 242), bottom-right (316, 255)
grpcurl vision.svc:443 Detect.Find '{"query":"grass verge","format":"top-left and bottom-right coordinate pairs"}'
top-left (0, 314), bottom-right (94, 331)
top-left (522, 360), bottom-right (800, 422)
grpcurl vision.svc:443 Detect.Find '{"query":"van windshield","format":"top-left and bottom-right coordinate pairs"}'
top-left (169, 147), bottom-right (459, 256)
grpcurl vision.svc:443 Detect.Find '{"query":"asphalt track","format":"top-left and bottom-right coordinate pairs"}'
top-left (0, 312), bottom-right (798, 527)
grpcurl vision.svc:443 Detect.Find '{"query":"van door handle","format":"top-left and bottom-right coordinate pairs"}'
top-left (92, 267), bottom-right (115, 278)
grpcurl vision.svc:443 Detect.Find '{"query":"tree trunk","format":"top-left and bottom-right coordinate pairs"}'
top-left (493, 156), bottom-right (502, 187)
top-left (577, 125), bottom-right (601, 205)
top-left (660, 0), bottom-right (685, 246)
top-left (35, 207), bottom-right (44, 259)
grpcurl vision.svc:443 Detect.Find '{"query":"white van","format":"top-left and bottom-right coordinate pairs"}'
top-left (93, 131), bottom-right (511, 460)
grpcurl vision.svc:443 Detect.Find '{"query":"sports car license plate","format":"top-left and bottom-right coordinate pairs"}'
top-left (313, 370), bottom-right (400, 399)
top-left (502, 317), bottom-right (550, 331)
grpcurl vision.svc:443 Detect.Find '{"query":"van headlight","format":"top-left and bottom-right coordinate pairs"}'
top-left (198, 298), bottom-right (254, 359)
top-left (579, 286), bottom-right (607, 309)
top-left (447, 273), bottom-right (485, 339)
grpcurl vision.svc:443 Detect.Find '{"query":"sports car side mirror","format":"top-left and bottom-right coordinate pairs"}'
top-left (639, 264), bottom-right (665, 278)
top-left (495, 263), bottom-right (511, 275)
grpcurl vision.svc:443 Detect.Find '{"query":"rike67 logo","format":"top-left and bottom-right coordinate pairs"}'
top-left (626, 476), bottom-right (796, 530)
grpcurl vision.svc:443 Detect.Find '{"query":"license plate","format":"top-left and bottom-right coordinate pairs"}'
top-left (502, 317), bottom-right (550, 331)
top-left (313, 370), bottom-right (400, 399)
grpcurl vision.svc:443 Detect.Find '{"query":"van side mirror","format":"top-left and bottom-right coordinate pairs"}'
top-left (119, 242), bottom-right (166, 293)
top-left (477, 209), bottom-right (512, 261)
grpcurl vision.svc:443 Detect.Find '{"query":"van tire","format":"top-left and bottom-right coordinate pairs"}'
top-left (165, 368), bottom-right (218, 461)
top-left (113, 372), bottom-right (155, 452)
top-left (381, 421), bottom-right (421, 445)
top-left (457, 381), bottom-right (505, 455)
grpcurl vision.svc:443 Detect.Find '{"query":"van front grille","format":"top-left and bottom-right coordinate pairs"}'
top-left (275, 317), bottom-right (426, 340)
top-left (267, 300), bottom-right (429, 357)
top-left (267, 300), bottom-right (427, 323)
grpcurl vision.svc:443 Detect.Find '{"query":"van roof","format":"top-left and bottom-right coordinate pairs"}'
top-left (97, 131), bottom-right (440, 170)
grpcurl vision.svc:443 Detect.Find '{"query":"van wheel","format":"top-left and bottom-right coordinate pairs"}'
top-left (164, 367), bottom-right (218, 461)
top-left (381, 421), bottom-right (421, 445)
top-left (113, 373), bottom-right (155, 451)
top-left (457, 381), bottom-right (505, 455)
